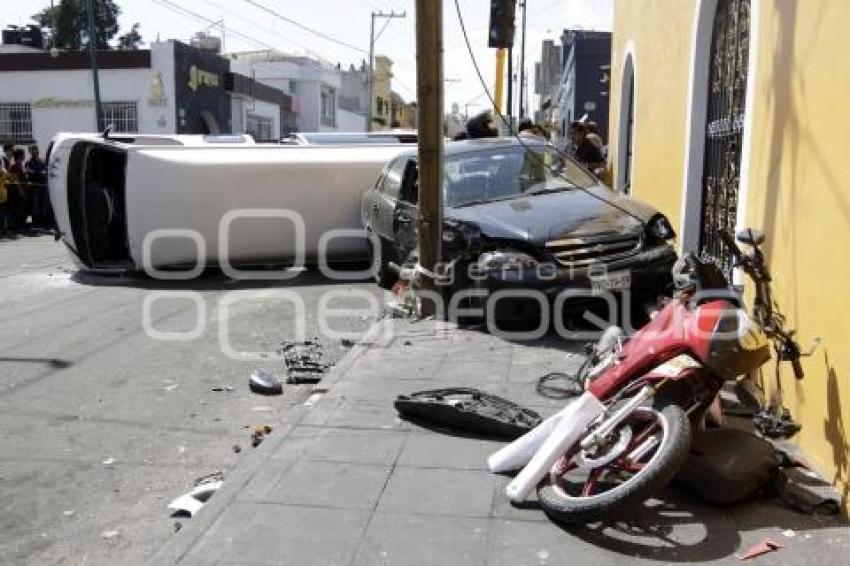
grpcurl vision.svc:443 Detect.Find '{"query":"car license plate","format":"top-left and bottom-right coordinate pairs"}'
top-left (591, 270), bottom-right (632, 293)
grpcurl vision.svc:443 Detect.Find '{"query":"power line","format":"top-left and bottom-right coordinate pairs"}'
top-left (242, 0), bottom-right (368, 55)
top-left (148, 0), bottom-right (276, 51)
top-left (196, 0), bottom-right (316, 56)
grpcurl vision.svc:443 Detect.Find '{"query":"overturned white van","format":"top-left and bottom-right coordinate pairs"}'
top-left (47, 133), bottom-right (408, 273)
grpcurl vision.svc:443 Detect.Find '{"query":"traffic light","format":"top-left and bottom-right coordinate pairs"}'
top-left (488, 0), bottom-right (517, 48)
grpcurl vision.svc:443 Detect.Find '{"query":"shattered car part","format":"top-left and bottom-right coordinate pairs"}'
top-left (167, 480), bottom-right (224, 517)
top-left (775, 466), bottom-right (841, 515)
top-left (249, 369), bottom-right (283, 395)
top-left (737, 538), bottom-right (784, 560)
top-left (753, 408), bottom-right (801, 439)
top-left (282, 341), bottom-right (328, 384)
top-left (394, 388), bottom-right (542, 440)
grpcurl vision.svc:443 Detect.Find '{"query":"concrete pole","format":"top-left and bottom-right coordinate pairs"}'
top-left (368, 12), bottom-right (375, 132)
top-left (415, 0), bottom-right (443, 317)
top-left (86, 0), bottom-right (103, 131)
top-left (519, 0), bottom-right (527, 118)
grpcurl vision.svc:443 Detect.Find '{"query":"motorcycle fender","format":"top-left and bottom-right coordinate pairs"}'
top-left (502, 392), bottom-right (606, 502)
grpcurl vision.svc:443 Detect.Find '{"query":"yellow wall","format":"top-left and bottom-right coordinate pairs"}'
top-left (610, 0), bottom-right (850, 507)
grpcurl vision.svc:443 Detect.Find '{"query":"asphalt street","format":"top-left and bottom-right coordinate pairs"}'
top-left (0, 235), bottom-right (382, 566)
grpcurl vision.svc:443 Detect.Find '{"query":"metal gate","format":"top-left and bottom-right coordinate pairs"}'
top-left (699, 0), bottom-right (751, 278)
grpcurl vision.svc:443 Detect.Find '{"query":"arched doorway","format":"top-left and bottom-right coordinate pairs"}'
top-left (698, 0), bottom-right (751, 277)
top-left (616, 49), bottom-right (636, 193)
top-left (681, 0), bottom-right (757, 279)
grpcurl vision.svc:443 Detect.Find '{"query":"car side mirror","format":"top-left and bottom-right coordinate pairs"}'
top-left (736, 228), bottom-right (765, 247)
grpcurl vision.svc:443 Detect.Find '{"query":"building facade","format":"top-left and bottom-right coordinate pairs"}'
top-left (534, 39), bottom-right (563, 122)
top-left (549, 30), bottom-right (611, 144)
top-left (229, 50), bottom-right (365, 133)
top-left (608, 0), bottom-right (850, 509)
top-left (0, 40), bottom-right (292, 150)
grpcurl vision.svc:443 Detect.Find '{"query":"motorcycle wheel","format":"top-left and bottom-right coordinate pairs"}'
top-left (537, 400), bottom-right (690, 524)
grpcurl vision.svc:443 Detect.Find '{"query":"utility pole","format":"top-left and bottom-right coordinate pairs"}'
top-left (518, 0), bottom-right (527, 118)
top-left (368, 10), bottom-right (406, 131)
top-left (493, 48), bottom-right (506, 114)
top-left (506, 46), bottom-right (513, 127)
top-left (86, 0), bottom-right (103, 131)
top-left (415, 0), bottom-right (443, 317)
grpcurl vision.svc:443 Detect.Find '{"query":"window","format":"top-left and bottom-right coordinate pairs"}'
top-left (380, 157), bottom-right (407, 199)
top-left (0, 103), bottom-right (33, 142)
top-left (246, 113), bottom-right (273, 141)
top-left (288, 79), bottom-right (297, 94)
top-left (99, 101), bottom-right (138, 132)
top-left (320, 85), bottom-right (336, 127)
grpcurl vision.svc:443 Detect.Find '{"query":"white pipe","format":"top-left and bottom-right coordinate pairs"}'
top-left (504, 391), bottom-right (606, 502)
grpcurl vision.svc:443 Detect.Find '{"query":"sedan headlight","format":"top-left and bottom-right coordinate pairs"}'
top-left (648, 215), bottom-right (676, 241)
top-left (477, 250), bottom-right (539, 271)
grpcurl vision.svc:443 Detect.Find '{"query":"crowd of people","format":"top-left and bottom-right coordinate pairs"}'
top-left (0, 143), bottom-right (52, 236)
top-left (453, 110), bottom-right (611, 184)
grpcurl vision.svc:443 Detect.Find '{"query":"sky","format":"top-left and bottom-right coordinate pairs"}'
top-left (1, 0), bottom-right (613, 116)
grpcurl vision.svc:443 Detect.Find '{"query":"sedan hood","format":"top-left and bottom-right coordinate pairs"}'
top-left (446, 186), bottom-right (660, 244)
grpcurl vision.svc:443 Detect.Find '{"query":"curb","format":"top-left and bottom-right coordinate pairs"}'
top-left (147, 319), bottom-right (394, 566)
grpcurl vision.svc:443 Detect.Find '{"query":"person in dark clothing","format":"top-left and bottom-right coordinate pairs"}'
top-left (466, 110), bottom-right (498, 138)
top-left (26, 145), bottom-right (48, 229)
top-left (569, 121), bottom-right (605, 172)
top-left (8, 148), bottom-right (29, 230)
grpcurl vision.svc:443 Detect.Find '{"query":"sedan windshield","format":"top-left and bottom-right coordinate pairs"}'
top-left (444, 145), bottom-right (597, 207)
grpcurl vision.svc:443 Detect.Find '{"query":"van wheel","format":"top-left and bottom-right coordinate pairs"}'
top-left (369, 235), bottom-right (397, 289)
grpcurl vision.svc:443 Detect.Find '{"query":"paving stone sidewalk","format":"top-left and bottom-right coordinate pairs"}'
top-left (151, 320), bottom-right (848, 566)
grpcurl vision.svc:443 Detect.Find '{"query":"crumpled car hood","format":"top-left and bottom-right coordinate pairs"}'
top-left (445, 186), bottom-right (660, 244)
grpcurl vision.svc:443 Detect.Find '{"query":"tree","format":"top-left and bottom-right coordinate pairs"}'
top-left (117, 23), bottom-right (142, 50)
top-left (33, 0), bottom-right (121, 50)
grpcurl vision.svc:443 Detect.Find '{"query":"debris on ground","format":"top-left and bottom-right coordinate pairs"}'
top-left (194, 471), bottom-right (224, 485)
top-left (782, 529), bottom-right (796, 538)
top-left (737, 538), bottom-right (784, 560)
top-left (395, 388), bottom-right (542, 440)
top-left (212, 385), bottom-right (234, 392)
top-left (675, 428), bottom-right (781, 505)
top-left (101, 529), bottom-right (120, 540)
top-left (173, 521), bottom-right (183, 533)
top-left (249, 369), bottom-right (283, 395)
top-left (232, 444), bottom-right (241, 454)
top-left (62, 510), bottom-right (75, 518)
top-left (251, 424), bottom-right (273, 447)
top-left (282, 341), bottom-right (328, 384)
top-left (775, 465), bottom-right (841, 515)
top-left (167, 477), bottom-right (224, 517)
top-left (102, 457), bottom-right (115, 467)
top-left (340, 338), bottom-right (355, 348)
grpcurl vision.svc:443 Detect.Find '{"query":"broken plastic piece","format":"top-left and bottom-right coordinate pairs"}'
top-left (249, 370), bottom-right (283, 395)
top-left (737, 538), bottom-right (783, 560)
top-left (282, 341), bottom-right (328, 384)
top-left (395, 388), bottom-right (542, 440)
top-left (167, 480), bottom-right (224, 517)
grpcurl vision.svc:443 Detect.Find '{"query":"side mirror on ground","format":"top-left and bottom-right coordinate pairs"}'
top-left (736, 228), bottom-right (765, 247)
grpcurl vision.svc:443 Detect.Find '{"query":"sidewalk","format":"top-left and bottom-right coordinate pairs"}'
top-left (151, 320), bottom-right (848, 566)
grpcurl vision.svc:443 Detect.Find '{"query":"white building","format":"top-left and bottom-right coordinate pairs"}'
top-left (0, 40), bottom-right (294, 151)
top-left (229, 50), bottom-right (365, 133)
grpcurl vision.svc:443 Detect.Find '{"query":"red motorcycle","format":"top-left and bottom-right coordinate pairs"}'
top-left (491, 229), bottom-right (809, 522)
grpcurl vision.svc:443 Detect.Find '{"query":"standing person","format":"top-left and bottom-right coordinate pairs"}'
top-left (0, 162), bottom-right (11, 235)
top-left (25, 145), bottom-right (48, 229)
top-left (568, 121), bottom-right (605, 173)
top-left (2, 144), bottom-right (13, 170)
top-left (8, 148), bottom-right (29, 231)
